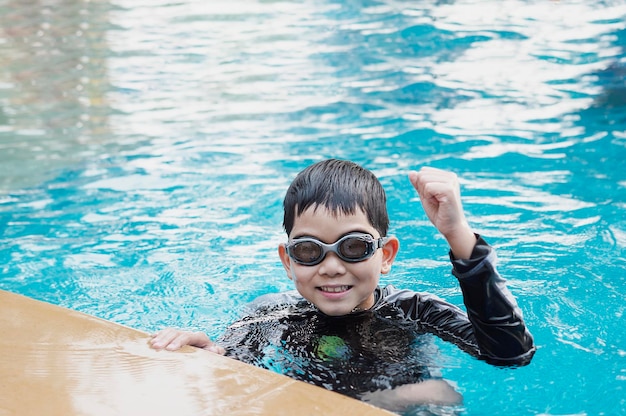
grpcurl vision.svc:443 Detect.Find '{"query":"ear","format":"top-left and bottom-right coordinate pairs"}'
top-left (278, 243), bottom-right (294, 280)
top-left (380, 236), bottom-right (399, 274)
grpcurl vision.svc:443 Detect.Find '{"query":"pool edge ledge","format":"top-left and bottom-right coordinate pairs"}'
top-left (0, 289), bottom-right (393, 416)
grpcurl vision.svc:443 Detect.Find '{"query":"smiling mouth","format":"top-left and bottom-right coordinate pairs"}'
top-left (319, 286), bottom-right (351, 293)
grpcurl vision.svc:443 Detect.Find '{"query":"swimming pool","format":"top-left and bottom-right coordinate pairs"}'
top-left (1, 0), bottom-right (625, 414)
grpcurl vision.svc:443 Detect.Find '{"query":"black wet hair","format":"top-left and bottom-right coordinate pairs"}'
top-left (282, 159), bottom-right (389, 237)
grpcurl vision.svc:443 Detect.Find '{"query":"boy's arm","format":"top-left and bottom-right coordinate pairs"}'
top-left (385, 269), bottom-right (534, 366)
top-left (408, 167), bottom-right (535, 365)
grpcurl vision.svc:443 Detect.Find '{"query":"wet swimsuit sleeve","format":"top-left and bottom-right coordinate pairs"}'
top-left (450, 235), bottom-right (535, 365)
top-left (382, 235), bottom-right (535, 366)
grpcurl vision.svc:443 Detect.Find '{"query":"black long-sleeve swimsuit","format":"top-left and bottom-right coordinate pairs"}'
top-left (218, 236), bottom-right (536, 399)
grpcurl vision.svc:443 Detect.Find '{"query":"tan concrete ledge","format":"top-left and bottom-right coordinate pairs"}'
top-left (0, 290), bottom-right (392, 416)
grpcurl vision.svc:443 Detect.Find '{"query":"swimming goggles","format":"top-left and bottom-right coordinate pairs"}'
top-left (285, 233), bottom-right (388, 266)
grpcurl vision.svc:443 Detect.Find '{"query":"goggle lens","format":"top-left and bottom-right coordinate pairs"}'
top-left (290, 241), bottom-right (323, 264)
top-left (339, 237), bottom-right (370, 259)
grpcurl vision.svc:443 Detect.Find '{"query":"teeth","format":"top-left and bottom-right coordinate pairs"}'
top-left (320, 286), bottom-right (350, 293)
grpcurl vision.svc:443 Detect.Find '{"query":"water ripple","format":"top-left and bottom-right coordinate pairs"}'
top-left (1, 1), bottom-right (625, 414)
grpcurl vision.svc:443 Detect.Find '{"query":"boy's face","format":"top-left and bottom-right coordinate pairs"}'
top-left (278, 205), bottom-right (398, 316)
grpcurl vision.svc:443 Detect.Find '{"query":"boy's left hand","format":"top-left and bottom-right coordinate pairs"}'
top-left (149, 328), bottom-right (225, 355)
top-left (409, 167), bottom-right (476, 259)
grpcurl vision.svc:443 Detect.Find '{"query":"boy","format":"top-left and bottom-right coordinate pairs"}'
top-left (151, 159), bottom-right (535, 411)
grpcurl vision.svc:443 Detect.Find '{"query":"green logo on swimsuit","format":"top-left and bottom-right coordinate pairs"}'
top-left (315, 335), bottom-right (349, 360)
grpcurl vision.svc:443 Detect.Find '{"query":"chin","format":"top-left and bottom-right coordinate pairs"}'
top-left (317, 304), bottom-right (354, 317)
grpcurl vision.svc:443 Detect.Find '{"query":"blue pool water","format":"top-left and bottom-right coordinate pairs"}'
top-left (1, 0), bottom-right (625, 414)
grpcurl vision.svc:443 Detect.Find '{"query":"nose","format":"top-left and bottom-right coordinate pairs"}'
top-left (318, 252), bottom-right (346, 277)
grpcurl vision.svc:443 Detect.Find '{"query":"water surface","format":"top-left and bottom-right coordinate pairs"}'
top-left (1, 1), bottom-right (625, 414)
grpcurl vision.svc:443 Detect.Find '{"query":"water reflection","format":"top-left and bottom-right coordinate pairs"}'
top-left (0, 0), bottom-right (113, 191)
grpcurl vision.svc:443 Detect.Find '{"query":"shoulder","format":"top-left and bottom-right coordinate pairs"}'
top-left (376, 284), bottom-right (462, 318)
top-left (377, 284), bottom-right (430, 304)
